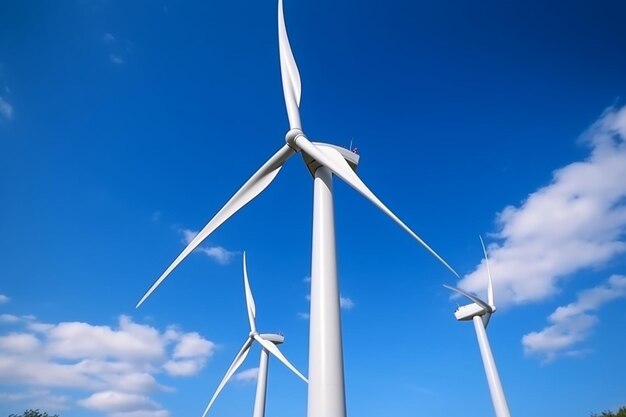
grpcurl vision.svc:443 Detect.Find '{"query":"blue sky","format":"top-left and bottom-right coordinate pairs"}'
top-left (1, 1), bottom-right (626, 417)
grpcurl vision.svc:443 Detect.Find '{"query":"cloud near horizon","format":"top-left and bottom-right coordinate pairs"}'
top-left (0, 314), bottom-right (216, 417)
top-left (460, 105), bottom-right (626, 307)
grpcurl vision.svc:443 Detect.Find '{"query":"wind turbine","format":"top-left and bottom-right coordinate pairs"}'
top-left (201, 252), bottom-right (307, 417)
top-left (443, 236), bottom-right (512, 417)
top-left (137, 1), bottom-right (458, 416)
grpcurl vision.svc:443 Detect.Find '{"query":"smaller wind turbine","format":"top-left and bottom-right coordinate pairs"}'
top-left (201, 252), bottom-right (307, 417)
top-left (443, 236), bottom-right (512, 417)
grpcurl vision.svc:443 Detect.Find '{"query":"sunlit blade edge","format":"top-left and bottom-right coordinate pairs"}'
top-left (442, 284), bottom-right (492, 313)
top-left (136, 145), bottom-right (295, 308)
top-left (254, 334), bottom-right (308, 383)
top-left (295, 137), bottom-right (459, 277)
top-left (479, 235), bottom-right (495, 308)
top-left (243, 251), bottom-right (256, 332)
top-left (278, 0), bottom-right (302, 129)
top-left (200, 337), bottom-right (253, 417)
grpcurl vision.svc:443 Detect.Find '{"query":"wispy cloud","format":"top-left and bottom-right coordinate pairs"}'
top-left (178, 228), bottom-right (237, 265)
top-left (109, 54), bottom-right (125, 65)
top-left (103, 33), bottom-right (116, 45)
top-left (0, 390), bottom-right (70, 410)
top-left (0, 314), bottom-right (20, 323)
top-left (460, 105), bottom-right (626, 307)
top-left (0, 294), bottom-right (10, 304)
top-left (522, 274), bottom-right (626, 363)
top-left (0, 96), bottom-right (13, 120)
top-left (0, 314), bottom-right (216, 416)
top-left (102, 32), bottom-right (130, 65)
top-left (340, 296), bottom-right (355, 310)
top-left (233, 367), bottom-right (259, 382)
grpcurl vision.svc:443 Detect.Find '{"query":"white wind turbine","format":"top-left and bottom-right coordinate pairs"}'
top-left (137, 1), bottom-right (458, 416)
top-left (201, 252), bottom-right (307, 417)
top-left (443, 236), bottom-right (512, 417)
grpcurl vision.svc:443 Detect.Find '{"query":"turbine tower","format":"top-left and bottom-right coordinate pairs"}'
top-left (201, 252), bottom-right (307, 417)
top-left (444, 236), bottom-right (512, 417)
top-left (137, 1), bottom-right (458, 416)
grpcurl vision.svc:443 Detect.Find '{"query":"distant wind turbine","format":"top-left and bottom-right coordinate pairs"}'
top-left (137, 1), bottom-right (458, 416)
top-left (444, 236), bottom-right (512, 417)
top-left (201, 252), bottom-right (307, 417)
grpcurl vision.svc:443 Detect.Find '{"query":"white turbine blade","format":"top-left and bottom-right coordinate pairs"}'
top-left (242, 252), bottom-right (256, 333)
top-left (253, 334), bottom-right (308, 383)
top-left (295, 135), bottom-right (459, 277)
top-left (201, 337), bottom-right (254, 417)
top-left (443, 284), bottom-right (492, 313)
top-left (278, 0), bottom-right (302, 129)
top-left (479, 235), bottom-right (495, 308)
top-left (136, 144), bottom-right (296, 307)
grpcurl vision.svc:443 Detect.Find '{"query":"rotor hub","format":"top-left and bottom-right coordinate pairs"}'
top-left (285, 128), bottom-right (304, 149)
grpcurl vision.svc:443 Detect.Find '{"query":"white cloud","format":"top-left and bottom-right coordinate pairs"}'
top-left (178, 228), bottom-right (237, 265)
top-left (172, 332), bottom-right (215, 358)
top-left (198, 246), bottom-right (237, 265)
top-left (340, 296), bottom-right (355, 310)
top-left (45, 315), bottom-right (164, 360)
top-left (0, 294), bottom-right (9, 304)
top-left (297, 312), bottom-right (310, 320)
top-left (0, 314), bottom-right (19, 323)
top-left (233, 367), bottom-right (259, 382)
top-left (0, 315), bottom-right (215, 416)
top-left (79, 391), bottom-right (163, 414)
top-left (459, 105), bottom-right (626, 307)
top-left (0, 333), bottom-right (40, 353)
top-left (110, 54), bottom-right (125, 65)
top-left (522, 274), bottom-right (626, 362)
top-left (0, 96), bottom-right (13, 120)
top-left (0, 390), bottom-right (70, 410)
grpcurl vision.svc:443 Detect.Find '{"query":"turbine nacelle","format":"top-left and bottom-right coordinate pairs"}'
top-left (453, 301), bottom-right (490, 321)
top-left (445, 236), bottom-right (496, 327)
top-left (259, 333), bottom-right (285, 345)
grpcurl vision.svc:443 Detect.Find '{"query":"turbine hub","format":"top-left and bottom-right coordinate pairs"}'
top-left (285, 128), bottom-right (304, 149)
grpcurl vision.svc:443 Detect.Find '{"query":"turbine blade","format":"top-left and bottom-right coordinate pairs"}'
top-left (254, 334), bottom-right (308, 383)
top-left (443, 284), bottom-right (492, 313)
top-left (294, 135), bottom-right (458, 277)
top-left (242, 252), bottom-right (256, 333)
top-left (479, 235), bottom-right (495, 308)
top-left (278, 0), bottom-right (302, 129)
top-left (201, 337), bottom-right (254, 417)
top-left (136, 144), bottom-right (296, 307)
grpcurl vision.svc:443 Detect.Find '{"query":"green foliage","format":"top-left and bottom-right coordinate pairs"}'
top-left (8, 409), bottom-right (59, 417)
top-left (591, 406), bottom-right (626, 417)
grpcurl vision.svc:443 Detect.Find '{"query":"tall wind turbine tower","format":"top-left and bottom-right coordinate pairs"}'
top-left (137, 1), bottom-right (458, 416)
top-left (444, 237), bottom-right (512, 417)
top-left (201, 252), bottom-right (307, 417)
